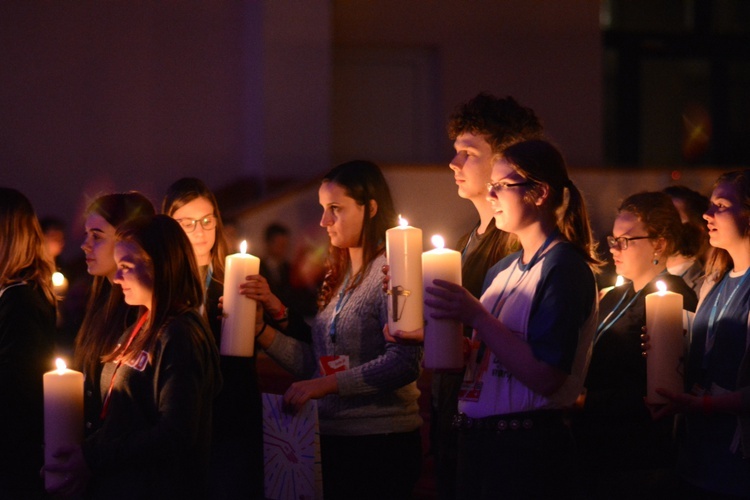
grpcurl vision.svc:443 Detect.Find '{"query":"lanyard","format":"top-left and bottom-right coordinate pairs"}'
top-left (475, 231), bottom-right (559, 365)
top-left (199, 265), bottom-right (213, 315)
top-left (488, 231), bottom-right (559, 316)
top-left (594, 271), bottom-right (668, 344)
top-left (705, 270), bottom-right (750, 358)
top-left (328, 272), bottom-right (352, 344)
top-left (594, 285), bottom-right (643, 344)
top-left (100, 312), bottom-right (149, 420)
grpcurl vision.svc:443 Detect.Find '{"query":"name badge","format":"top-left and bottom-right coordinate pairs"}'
top-left (319, 355), bottom-right (350, 375)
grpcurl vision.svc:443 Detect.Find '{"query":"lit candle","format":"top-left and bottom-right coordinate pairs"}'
top-left (422, 235), bottom-right (463, 370)
top-left (645, 280), bottom-right (684, 404)
top-left (221, 240), bottom-right (260, 357)
top-left (386, 216), bottom-right (423, 334)
top-left (598, 275), bottom-right (624, 299)
top-left (43, 358), bottom-right (83, 491)
top-left (51, 271), bottom-right (68, 300)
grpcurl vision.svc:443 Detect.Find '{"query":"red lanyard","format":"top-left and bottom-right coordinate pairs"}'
top-left (100, 312), bottom-right (149, 420)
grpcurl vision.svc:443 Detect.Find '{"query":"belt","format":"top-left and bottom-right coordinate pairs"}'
top-left (452, 410), bottom-right (564, 432)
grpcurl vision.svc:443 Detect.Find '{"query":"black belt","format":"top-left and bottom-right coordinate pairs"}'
top-left (452, 410), bottom-right (564, 432)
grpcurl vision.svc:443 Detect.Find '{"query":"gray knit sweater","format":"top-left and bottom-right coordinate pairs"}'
top-left (266, 254), bottom-right (423, 436)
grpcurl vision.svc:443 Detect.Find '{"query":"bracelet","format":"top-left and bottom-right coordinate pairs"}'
top-left (271, 303), bottom-right (288, 321)
top-left (256, 322), bottom-right (269, 340)
top-left (702, 395), bottom-right (713, 415)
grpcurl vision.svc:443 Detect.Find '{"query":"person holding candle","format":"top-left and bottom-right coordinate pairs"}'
top-left (163, 177), bottom-right (266, 499)
top-left (650, 170), bottom-right (750, 497)
top-left (0, 187), bottom-right (56, 498)
top-left (254, 160), bottom-right (423, 500)
top-left (73, 193), bottom-right (156, 438)
top-left (46, 214), bottom-right (221, 498)
top-left (424, 139), bottom-right (600, 499)
top-left (572, 191), bottom-right (697, 498)
top-left (436, 93), bottom-right (543, 500)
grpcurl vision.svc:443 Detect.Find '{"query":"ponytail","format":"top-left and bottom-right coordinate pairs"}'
top-left (560, 182), bottom-right (602, 272)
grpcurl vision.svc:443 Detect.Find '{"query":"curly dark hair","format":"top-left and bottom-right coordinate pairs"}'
top-left (447, 93), bottom-right (543, 153)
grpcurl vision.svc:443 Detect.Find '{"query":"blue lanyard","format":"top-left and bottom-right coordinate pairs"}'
top-left (199, 265), bottom-right (213, 316)
top-left (594, 271), bottom-right (668, 344)
top-left (594, 285), bottom-right (643, 344)
top-left (328, 272), bottom-right (352, 344)
top-left (476, 230), bottom-right (559, 364)
top-left (488, 230), bottom-right (559, 316)
top-left (705, 270), bottom-right (750, 357)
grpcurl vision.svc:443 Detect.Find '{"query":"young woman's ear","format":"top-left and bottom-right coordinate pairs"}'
top-left (652, 237), bottom-right (667, 256)
top-left (534, 184), bottom-right (551, 207)
top-left (368, 199), bottom-right (378, 218)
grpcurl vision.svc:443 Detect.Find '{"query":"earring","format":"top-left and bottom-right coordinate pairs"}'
top-left (653, 253), bottom-right (659, 265)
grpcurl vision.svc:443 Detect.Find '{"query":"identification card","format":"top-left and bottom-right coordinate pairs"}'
top-left (319, 355), bottom-right (350, 375)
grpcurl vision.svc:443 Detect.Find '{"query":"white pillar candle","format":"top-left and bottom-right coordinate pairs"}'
top-left (386, 216), bottom-right (424, 334)
top-left (43, 358), bottom-right (83, 491)
top-left (221, 240), bottom-right (260, 357)
top-left (422, 235), bottom-right (463, 370)
top-left (645, 281), bottom-right (684, 404)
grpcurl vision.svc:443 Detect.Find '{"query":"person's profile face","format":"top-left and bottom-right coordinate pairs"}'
top-left (318, 182), bottom-right (366, 250)
top-left (449, 132), bottom-right (494, 202)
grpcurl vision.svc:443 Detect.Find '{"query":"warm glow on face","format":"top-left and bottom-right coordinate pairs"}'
top-left (399, 215), bottom-right (408, 227)
top-left (656, 280), bottom-right (667, 294)
top-left (431, 235), bottom-right (445, 249)
top-left (55, 358), bottom-right (66, 374)
top-left (240, 240), bottom-right (247, 254)
top-left (52, 272), bottom-right (65, 287)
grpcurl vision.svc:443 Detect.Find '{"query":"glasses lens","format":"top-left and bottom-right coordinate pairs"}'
top-left (200, 216), bottom-right (217, 230)
top-left (178, 219), bottom-right (198, 233)
top-left (606, 236), bottom-right (621, 249)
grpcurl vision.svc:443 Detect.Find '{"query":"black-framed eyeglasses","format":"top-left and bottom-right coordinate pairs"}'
top-left (486, 180), bottom-right (532, 196)
top-left (606, 235), bottom-right (651, 250)
top-left (175, 215), bottom-right (217, 233)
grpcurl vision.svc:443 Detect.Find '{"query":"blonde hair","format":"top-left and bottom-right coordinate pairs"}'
top-left (0, 188), bottom-right (55, 303)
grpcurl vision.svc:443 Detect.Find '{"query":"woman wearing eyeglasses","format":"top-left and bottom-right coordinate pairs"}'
top-left (573, 191), bottom-right (697, 498)
top-left (163, 178), bottom-right (264, 499)
top-left (424, 140), bottom-right (601, 499)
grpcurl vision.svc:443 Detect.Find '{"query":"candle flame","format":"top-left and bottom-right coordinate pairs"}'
top-left (431, 235), bottom-right (445, 249)
top-left (240, 240), bottom-right (247, 254)
top-left (55, 358), bottom-right (66, 374)
top-left (615, 275), bottom-right (624, 287)
top-left (52, 272), bottom-right (65, 287)
top-left (398, 215), bottom-right (408, 227)
top-left (656, 280), bottom-right (667, 294)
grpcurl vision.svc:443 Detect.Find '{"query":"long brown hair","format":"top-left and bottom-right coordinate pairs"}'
top-left (104, 215), bottom-right (204, 365)
top-left (73, 192), bottom-right (155, 380)
top-left (704, 170), bottom-right (750, 282)
top-left (500, 140), bottom-right (602, 272)
top-left (162, 177), bottom-right (229, 285)
top-left (317, 161), bottom-right (397, 309)
top-left (0, 188), bottom-right (55, 303)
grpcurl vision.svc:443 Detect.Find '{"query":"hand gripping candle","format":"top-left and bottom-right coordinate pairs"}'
top-left (221, 240), bottom-right (260, 357)
top-left (422, 235), bottom-right (463, 370)
top-left (43, 358), bottom-right (83, 491)
top-left (645, 281), bottom-right (684, 404)
top-left (386, 216), bottom-right (423, 334)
